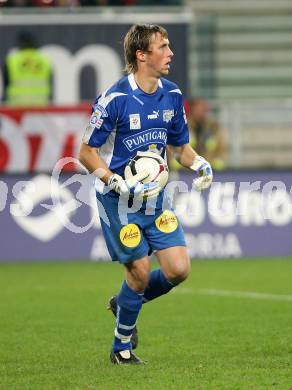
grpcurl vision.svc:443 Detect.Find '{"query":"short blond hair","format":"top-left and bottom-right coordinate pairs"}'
top-left (124, 23), bottom-right (168, 74)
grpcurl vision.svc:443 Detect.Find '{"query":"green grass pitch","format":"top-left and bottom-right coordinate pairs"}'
top-left (0, 258), bottom-right (292, 390)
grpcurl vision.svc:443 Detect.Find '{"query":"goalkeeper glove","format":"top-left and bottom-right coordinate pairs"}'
top-left (190, 155), bottom-right (213, 191)
top-left (108, 171), bottom-right (161, 199)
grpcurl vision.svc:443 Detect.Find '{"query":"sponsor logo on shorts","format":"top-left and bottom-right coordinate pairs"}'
top-left (155, 210), bottom-right (178, 233)
top-left (120, 224), bottom-right (141, 248)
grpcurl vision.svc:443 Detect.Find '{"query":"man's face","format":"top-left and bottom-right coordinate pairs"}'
top-left (145, 33), bottom-right (174, 76)
top-left (191, 100), bottom-right (209, 122)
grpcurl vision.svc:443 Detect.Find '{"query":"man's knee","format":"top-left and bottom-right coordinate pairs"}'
top-left (164, 257), bottom-right (191, 285)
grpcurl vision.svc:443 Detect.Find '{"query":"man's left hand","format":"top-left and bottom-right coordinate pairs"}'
top-left (190, 155), bottom-right (213, 191)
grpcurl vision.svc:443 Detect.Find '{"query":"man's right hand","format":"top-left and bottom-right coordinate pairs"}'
top-left (108, 171), bottom-right (161, 199)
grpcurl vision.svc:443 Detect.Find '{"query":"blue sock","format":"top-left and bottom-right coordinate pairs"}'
top-left (113, 280), bottom-right (143, 353)
top-left (142, 269), bottom-right (174, 303)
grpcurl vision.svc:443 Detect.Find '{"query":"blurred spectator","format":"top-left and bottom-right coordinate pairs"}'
top-left (2, 31), bottom-right (52, 106)
top-left (169, 97), bottom-right (226, 172)
top-left (187, 97), bottom-right (226, 170)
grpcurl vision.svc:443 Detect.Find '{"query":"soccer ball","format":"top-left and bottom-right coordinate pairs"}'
top-left (124, 151), bottom-right (169, 189)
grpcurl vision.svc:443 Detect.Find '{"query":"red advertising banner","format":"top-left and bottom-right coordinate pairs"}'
top-left (0, 105), bottom-right (91, 173)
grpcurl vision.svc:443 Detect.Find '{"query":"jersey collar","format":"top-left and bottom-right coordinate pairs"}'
top-left (128, 73), bottom-right (163, 98)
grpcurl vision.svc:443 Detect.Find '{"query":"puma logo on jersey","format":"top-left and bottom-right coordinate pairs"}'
top-left (147, 110), bottom-right (159, 120)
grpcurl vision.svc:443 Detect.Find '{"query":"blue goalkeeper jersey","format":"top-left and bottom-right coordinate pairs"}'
top-left (83, 73), bottom-right (189, 183)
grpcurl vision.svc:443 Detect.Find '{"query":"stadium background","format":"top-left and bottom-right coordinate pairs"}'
top-left (0, 2), bottom-right (292, 389)
top-left (0, 1), bottom-right (291, 260)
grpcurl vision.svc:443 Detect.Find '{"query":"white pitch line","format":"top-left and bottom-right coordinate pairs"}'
top-left (174, 288), bottom-right (292, 302)
top-left (198, 289), bottom-right (292, 302)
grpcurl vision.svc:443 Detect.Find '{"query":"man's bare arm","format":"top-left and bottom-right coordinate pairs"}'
top-left (167, 143), bottom-right (198, 168)
top-left (167, 143), bottom-right (213, 191)
top-left (79, 143), bottom-right (112, 184)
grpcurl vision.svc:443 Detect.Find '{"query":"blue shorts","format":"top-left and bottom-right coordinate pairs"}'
top-left (96, 192), bottom-right (186, 264)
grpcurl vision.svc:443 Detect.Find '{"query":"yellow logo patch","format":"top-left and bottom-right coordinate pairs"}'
top-left (120, 224), bottom-right (141, 248)
top-left (155, 210), bottom-right (178, 233)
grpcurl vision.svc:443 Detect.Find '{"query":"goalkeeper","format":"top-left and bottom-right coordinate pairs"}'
top-left (79, 23), bottom-right (213, 365)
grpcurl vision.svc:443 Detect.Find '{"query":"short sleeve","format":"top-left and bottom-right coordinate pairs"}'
top-left (82, 92), bottom-right (124, 147)
top-left (167, 89), bottom-right (189, 147)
